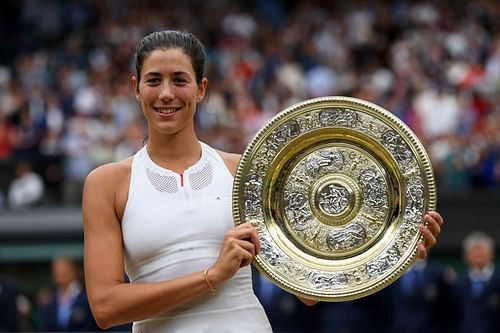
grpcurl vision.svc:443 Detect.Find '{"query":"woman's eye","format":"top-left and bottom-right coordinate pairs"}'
top-left (146, 78), bottom-right (161, 85)
top-left (174, 78), bottom-right (187, 85)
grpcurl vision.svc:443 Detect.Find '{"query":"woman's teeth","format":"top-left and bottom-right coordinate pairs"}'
top-left (157, 108), bottom-right (177, 114)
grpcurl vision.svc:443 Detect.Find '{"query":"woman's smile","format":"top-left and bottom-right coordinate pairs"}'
top-left (154, 106), bottom-right (182, 115)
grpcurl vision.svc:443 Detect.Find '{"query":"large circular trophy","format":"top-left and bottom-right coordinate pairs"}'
top-left (232, 96), bottom-right (436, 301)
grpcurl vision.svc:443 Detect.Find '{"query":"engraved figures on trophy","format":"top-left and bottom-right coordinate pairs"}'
top-left (319, 108), bottom-right (359, 127)
top-left (243, 174), bottom-right (263, 217)
top-left (318, 184), bottom-right (350, 215)
top-left (266, 120), bottom-right (301, 151)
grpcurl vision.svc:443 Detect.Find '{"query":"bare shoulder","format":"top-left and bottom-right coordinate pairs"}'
top-left (216, 150), bottom-right (242, 177)
top-left (83, 158), bottom-right (133, 220)
top-left (84, 158), bottom-right (132, 190)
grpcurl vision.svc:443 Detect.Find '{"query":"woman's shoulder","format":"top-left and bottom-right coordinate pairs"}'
top-left (214, 150), bottom-right (242, 177)
top-left (83, 158), bottom-right (134, 220)
top-left (84, 158), bottom-right (133, 190)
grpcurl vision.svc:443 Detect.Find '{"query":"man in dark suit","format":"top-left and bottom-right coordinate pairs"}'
top-left (41, 255), bottom-right (101, 332)
top-left (454, 232), bottom-right (500, 333)
top-left (385, 259), bottom-right (457, 333)
top-left (315, 288), bottom-right (391, 333)
top-left (0, 276), bottom-right (20, 332)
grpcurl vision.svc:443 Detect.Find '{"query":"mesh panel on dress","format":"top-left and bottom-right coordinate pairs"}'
top-left (189, 162), bottom-right (213, 191)
top-left (146, 168), bottom-right (179, 193)
top-left (133, 322), bottom-right (146, 333)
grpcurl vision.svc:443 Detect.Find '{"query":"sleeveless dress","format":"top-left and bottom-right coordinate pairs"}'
top-left (121, 142), bottom-right (272, 333)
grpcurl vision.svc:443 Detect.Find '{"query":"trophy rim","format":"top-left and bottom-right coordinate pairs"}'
top-left (232, 95), bottom-right (436, 302)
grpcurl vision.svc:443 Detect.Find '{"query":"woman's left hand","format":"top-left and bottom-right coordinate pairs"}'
top-left (417, 211), bottom-right (444, 259)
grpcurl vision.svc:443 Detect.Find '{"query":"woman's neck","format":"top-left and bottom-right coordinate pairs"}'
top-left (146, 131), bottom-right (201, 174)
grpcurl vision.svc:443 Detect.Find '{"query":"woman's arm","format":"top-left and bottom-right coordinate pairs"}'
top-left (82, 162), bottom-right (259, 329)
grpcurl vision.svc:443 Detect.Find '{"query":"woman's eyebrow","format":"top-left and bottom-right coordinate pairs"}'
top-left (143, 71), bottom-right (161, 77)
top-left (143, 70), bottom-right (190, 77)
top-left (172, 71), bottom-right (190, 76)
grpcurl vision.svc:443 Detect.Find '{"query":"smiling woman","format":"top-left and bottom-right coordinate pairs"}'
top-left (81, 30), bottom-right (273, 333)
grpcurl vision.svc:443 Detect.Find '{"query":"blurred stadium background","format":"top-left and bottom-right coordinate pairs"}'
top-left (0, 0), bottom-right (499, 331)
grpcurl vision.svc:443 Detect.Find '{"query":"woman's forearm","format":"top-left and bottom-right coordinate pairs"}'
top-left (89, 270), bottom-right (214, 329)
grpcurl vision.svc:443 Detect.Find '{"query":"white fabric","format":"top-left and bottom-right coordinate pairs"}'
top-left (8, 172), bottom-right (44, 208)
top-left (413, 89), bottom-right (460, 139)
top-left (122, 142), bottom-right (271, 333)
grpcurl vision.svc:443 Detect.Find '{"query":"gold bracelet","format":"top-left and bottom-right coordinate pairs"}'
top-left (204, 268), bottom-right (217, 295)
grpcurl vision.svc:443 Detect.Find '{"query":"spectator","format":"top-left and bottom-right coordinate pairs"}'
top-left (31, 287), bottom-right (53, 331)
top-left (7, 160), bottom-right (44, 209)
top-left (454, 232), bottom-right (500, 333)
top-left (386, 259), bottom-right (457, 333)
top-left (0, 112), bottom-right (16, 161)
top-left (0, 275), bottom-right (20, 332)
top-left (316, 290), bottom-right (390, 333)
top-left (40, 255), bottom-right (100, 332)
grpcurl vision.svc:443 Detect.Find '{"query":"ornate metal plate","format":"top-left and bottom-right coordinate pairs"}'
top-left (232, 96), bottom-right (436, 302)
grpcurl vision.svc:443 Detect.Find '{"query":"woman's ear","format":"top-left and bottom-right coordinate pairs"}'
top-left (131, 75), bottom-right (140, 101)
top-left (197, 77), bottom-right (208, 102)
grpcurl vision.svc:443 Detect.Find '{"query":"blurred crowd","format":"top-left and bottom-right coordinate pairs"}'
top-left (0, 0), bottom-right (500, 209)
top-left (1, 231), bottom-right (498, 332)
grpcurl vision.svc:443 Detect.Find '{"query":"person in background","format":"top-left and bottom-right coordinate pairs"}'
top-left (0, 275), bottom-right (20, 332)
top-left (454, 231), bottom-right (500, 333)
top-left (386, 258), bottom-right (457, 333)
top-left (7, 160), bottom-right (44, 209)
top-left (316, 290), bottom-right (390, 333)
top-left (41, 255), bottom-right (100, 332)
top-left (31, 287), bottom-right (53, 331)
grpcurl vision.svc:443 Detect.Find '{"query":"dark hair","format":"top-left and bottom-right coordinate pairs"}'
top-left (134, 30), bottom-right (206, 85)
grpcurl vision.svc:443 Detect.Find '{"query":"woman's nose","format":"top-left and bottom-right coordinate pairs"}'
top-left (159, 82), bottom-right (174, 100)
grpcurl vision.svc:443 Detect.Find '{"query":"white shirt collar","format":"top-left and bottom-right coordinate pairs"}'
top-left (469, 263), bottom-right (494, 281)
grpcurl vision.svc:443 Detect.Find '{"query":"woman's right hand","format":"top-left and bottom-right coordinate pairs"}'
top-left (209, 222), bottom-right (260, 285)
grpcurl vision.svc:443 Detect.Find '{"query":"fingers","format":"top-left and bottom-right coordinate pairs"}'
top-left (234, 239), bottom-right (256, 258)
top-left (234, 239), bottom-right (256, 267)
top-left (221, 223), bottom-right (260, 267)
top-left (419, 223), bottom-right (437, 248)
top-left (416, 241), bottom-right (427, 259)
top-left (230, 224), bottom-right (259, 266)
top-left (247, 223), bottom-right (261, 254)
top-left (230, 222), bottom-right (260, 254)
top-left (428, 211), bottom-right (444, 226)
top-left (416, 211), bottom-right (444, 259)
top-left (425, 213), bottom-right (441, 238)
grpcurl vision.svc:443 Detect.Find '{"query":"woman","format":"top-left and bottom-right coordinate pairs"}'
top-left (82, 30), bottom-right (444, 332)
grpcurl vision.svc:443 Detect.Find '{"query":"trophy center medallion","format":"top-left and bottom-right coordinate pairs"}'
top-left (317, 183), bottom-right (350, 215)
top-left (310, 174), bottom-right (360, 227)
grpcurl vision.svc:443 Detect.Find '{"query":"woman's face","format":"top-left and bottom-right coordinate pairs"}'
top-left (132, 48), bottom-right (207, 136)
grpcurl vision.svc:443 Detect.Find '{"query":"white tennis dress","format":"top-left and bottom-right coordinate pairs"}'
top-left (121, 142), bottom-right (272, 333)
